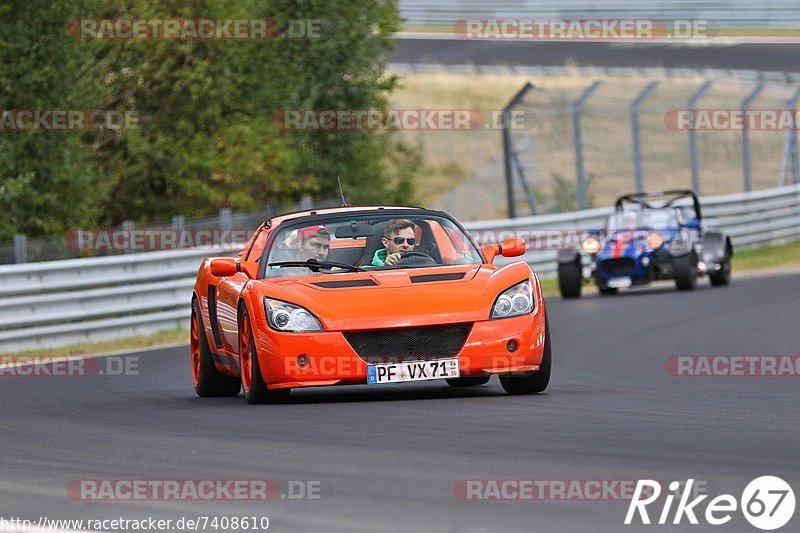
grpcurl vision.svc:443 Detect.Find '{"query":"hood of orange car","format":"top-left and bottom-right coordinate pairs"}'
top-left (250, 264), bottom-right (533, 331)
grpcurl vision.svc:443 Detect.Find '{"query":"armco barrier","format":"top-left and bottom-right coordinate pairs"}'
top-left (0, 184), bottom-right (798, 352)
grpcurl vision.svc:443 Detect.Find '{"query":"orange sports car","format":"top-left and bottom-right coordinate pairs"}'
top-left (191, 206), bottom-right (551, 403)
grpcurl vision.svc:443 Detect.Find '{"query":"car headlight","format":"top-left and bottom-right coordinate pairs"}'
top-left (491, 280), bottom-right (535, 319)
top-left (582, 236), bottom-right (601, 254)
top-left (647, 232), bottom-right (664, 250)
top-left (264, 298), bottom-right (323, 332)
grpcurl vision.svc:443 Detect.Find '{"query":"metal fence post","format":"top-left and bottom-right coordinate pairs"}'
top-left (502, 82), bottom-right (534, 219)
top-left (741, 81), bottom-right (765, 193)
top-left (572, 81), bottom-right (603, 210)
top-left (631, 82), bottom-right (659, 194)
top-left (121, 220), bottom-right (134, 254)
top-left (171, 216), bottom-right (185, 250)
top-left (219, 208), bottom-right (232, 231)
top-left (13, 234), bottom-right (28, 264)
top-left (299, 196), bottom-right (313, 211)
top-left (171, 215), bottom-right (185, 231)
top-left (788, 89), bottom-right (800, 185)
top-left (688, 80), bottom-right (713, 195)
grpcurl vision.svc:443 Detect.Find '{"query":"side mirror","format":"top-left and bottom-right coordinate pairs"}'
top-left (500, 237), bottom-right (526, 257)
top-left (481, 238), bottom-right (527, 263)
top-left (210, 258), bottom-right (237, 277)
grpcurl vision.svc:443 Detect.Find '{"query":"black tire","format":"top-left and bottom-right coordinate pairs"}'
top-left (709, 250), bottom-right (731, 287)
top-left (499, 316), bottom-right (551, 395)
top-left (191, 298), bottom-right (241, 398)
top-left (558, 260), bottom-right (582, 299)
top-left (674, 253), bottom-right (697, 291)
top-left (446, 376), bottom-right (491, 387)
top-left (239, 306), bottom-right (290, 404)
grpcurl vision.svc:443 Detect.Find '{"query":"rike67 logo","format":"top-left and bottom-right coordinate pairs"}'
top-left (626, 477), bottom-right (795, 530)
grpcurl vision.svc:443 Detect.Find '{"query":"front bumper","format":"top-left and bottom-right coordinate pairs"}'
top-left (253, 313), bottom-right (546, 390)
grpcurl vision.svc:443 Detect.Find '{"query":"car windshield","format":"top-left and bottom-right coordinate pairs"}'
top-left (607, 208), bottom-right (679, 230)
top-left (263, 212), bottom-right (482, 278)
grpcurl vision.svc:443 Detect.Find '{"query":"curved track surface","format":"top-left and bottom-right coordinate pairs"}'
top-left (392, 39), bottom-right (800, 72)
top-left (1, 272), bottom-right (799, 532)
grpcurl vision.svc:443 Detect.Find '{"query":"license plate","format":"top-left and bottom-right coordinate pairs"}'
top-left (367, 358), bottom-right (460, 384)
top-left (607, 276), bottom-right (632, 288)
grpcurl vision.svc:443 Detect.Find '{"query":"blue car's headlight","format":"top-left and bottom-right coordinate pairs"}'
top-left (491, 280), bottom-right (534, 319)
top-left (647, 232), bottom-right (664, 250)
top-left (264, 297), bottom-right (323, 332)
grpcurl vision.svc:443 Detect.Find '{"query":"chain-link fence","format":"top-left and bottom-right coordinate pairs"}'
top-left (430, 75), bottom-right (800, 221)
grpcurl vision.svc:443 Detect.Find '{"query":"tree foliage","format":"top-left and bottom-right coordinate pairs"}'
top-left (0, 0), bottom-right (416, 240)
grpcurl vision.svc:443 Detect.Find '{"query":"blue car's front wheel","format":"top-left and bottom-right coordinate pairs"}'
top-left (674, 253), bottom-right (697, 291)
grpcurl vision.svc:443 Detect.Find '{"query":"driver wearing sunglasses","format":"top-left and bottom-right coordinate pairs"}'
top-left (371, 219), bottom-right (417, 267)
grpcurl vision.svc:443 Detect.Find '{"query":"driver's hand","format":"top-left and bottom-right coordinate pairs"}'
top-left (384, 252), bottom-right (401, 267)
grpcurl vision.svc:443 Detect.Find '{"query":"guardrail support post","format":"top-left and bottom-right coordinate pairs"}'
top-left (741, 81), bottom-right (765, 193)
top-left (13, 234), bottom-right (27, 264)
top-left (573, 81), bottom-right (603, 210)
top-left (688, 80), bottom-right (714, 195)
top-left (502, 82), bottom-right (534, 219)
top-left (631, 81), bottom-right (659, 194)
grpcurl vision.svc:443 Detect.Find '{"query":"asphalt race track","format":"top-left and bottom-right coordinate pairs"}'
top-left (1, 272), bottom-right (798, 532)
top-left (392, 39), bottom-right (800, 72)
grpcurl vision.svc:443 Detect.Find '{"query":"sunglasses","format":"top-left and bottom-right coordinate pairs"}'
top-left (391, 237), bottom-right (415, 246)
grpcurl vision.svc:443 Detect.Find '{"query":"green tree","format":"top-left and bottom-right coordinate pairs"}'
top-left (86, 0), bottom-right (416, 226)
top-left (1, 0), bottom-right (417, 239)
top-left (0, 0), bottom-right (99, 240)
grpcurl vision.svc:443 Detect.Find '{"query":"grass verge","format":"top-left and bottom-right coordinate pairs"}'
top-left (731, 240), bottom-right (800, 271)
top-left (1, 328), bottom-right (187, 361)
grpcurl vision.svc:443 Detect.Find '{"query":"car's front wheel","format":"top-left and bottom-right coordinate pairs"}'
top-left (709, 249), bottom-right (732, 287)
top-left (499, 316), bottom-right (551, 395)
top-left (558, 260), bottom-right (582, 298)
top-left (674, 253), bottom-right (697, 291)
top-left (191, 298), bottom-right (240, 398)
top-left (239, 305), bottom-right (290, 404)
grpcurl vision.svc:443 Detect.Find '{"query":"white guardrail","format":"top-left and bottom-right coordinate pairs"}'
top-left (1, 183), bottom-right (798, 352)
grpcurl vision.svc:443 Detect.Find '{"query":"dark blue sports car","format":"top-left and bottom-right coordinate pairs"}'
top-left (557, 190), bottom-right (733, 298)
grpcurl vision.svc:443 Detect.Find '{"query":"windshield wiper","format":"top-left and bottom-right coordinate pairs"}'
top-left (267, 259), bottom-right (364, 273)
